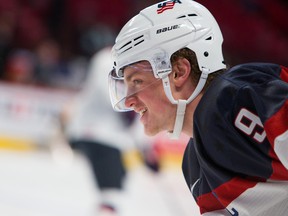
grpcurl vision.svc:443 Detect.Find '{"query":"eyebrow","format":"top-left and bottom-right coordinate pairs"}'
top-left (124, 70), bottom-right (141, 82)
top-left (124, 62), bottom-right (153, 82)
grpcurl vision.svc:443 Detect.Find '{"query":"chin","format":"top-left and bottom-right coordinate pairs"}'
top-left (144, 128), bottom-right (158, 137)
top-left (144, 130), bottom-right (156, 137)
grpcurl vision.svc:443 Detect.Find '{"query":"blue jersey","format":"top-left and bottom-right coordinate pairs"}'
top-left (182, 63), bottom-right (288, 215)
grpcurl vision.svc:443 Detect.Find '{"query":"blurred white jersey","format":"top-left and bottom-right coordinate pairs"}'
top-left (65, 47), bottom-right (135, 150)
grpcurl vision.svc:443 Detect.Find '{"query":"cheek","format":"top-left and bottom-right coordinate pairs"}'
top-left (145, 88), bottom-right (172, 114)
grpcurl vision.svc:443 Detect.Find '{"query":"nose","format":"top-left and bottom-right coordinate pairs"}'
top-left (124, 94), bottom-right (136, 109)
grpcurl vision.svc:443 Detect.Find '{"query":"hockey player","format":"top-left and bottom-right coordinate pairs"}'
top-left (108, 0), bottom-right (288, 215)
top-left (63, 47), bottom-right (136, 216)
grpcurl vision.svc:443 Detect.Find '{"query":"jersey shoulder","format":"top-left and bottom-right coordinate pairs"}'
top-left (223, 62), bottom-right (283, 87)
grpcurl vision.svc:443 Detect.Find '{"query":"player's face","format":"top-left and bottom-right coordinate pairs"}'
top-left (123, 61), bottom-right (176, 136)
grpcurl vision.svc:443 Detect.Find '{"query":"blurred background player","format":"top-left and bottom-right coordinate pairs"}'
top-left (60, 47), bottom-right (137, 216)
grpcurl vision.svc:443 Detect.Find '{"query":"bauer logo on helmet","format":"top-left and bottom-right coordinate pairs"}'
top-left (156, 24), bottom-right (181, 34)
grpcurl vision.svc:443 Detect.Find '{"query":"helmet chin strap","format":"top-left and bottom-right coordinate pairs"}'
top-left (161, 68), bottom-right (209, 139)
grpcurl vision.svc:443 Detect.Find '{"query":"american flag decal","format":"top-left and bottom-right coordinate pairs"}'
top-left (157, 1), bottom-right (176, 14)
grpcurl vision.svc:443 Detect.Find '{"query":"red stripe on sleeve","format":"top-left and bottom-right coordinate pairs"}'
top-left (265, 100), bottom-right (288, 179)
top-left (214, 177), bottom-right (258, 207)
top-left (265, 100), bottom-right (288, 147)
top-left (197, 177), bottom-right (258, 214)
top-left (197, 191), bottom-right (224, 214)
top-left (269, 150), bottom-right (288, 180)
top-left (280, 66), bottom-right (288, 82)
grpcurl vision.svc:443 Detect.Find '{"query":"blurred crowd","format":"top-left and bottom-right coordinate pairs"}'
top-left (0, 0), bottom-right (157, 89)
top-left (0, 0), bottom-right (287, 90)
top-left (197, 0), bottom-right (288, 67)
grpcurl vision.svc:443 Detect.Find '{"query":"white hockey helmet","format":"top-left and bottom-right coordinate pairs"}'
top-left (109, 0), bottom-right (226, 138)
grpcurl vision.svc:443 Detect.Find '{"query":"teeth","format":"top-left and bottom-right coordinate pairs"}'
top-left (139, 108), bottom-right (147, 116)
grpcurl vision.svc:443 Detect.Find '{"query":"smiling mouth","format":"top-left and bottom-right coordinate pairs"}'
top-left (139, 107), bottom-right (147, 116)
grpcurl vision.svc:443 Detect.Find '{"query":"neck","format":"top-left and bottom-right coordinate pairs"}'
top-left (182, 93), bottom-right (203, 137)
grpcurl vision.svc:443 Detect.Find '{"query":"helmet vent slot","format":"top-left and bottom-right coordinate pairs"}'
top-left (134, 39), bottom-right (144, 46)
top-left (134, 35), bottom-right (145, 46)
top-left (177, 13), bottom-right (198, 19)
top-left (188, 13), bottom-right (198, 17)
top-left (119, 35), bottom-right (145, 54)
top-left (177, 15), bottom-right (186, 19)
top-left (119, 41), bottom-right (132, 50)
top-left (134, 35), bottom-right (144, 41)
top-left (121, 46), bottom-right (132, 54)
top-left (205, 36), bottom-right (212, 40)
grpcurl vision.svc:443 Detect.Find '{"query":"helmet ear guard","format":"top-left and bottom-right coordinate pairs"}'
top-left (152, 52), bottom-right (172, 79)
top-left (109, 0), bottom-right (226, 139)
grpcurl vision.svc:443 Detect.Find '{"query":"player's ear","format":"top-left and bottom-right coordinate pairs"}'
top-left (172, 58), bottom-right (191, 87)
